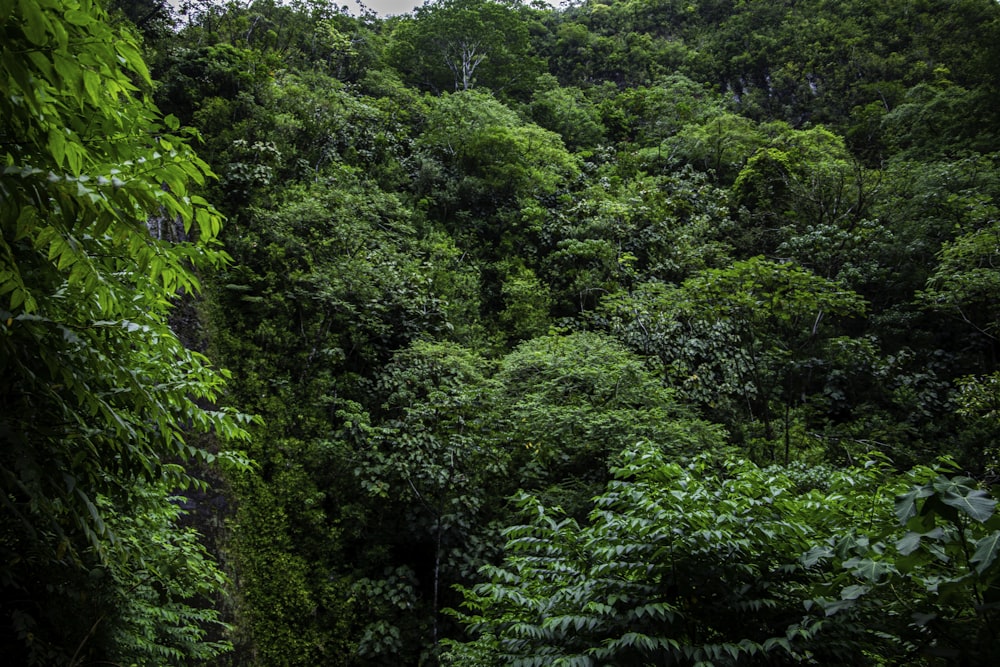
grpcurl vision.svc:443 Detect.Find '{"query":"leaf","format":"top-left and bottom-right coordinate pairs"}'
top-left (762, 636), bottom-right (791, 652)
top-left (840, 583), bottom-right (870, 601)
top-left (83, 69), bottom-right (101, 105)
top-left (10, 287), bottom-right (26, 310)
top-left (801, 545), bottom-right (832, 567)
top-left (116, 41), bottom-right (151, 85)
top-left (18, 0), bottom-right (50, 45)
top-left (940, 487), bottom-right (996, 523)
top-left (920, 493), bottom-right (961, 525)
top-left (53, 52), bottom-right (79, 90)
top-left (48, 129), bottom-right (66, 167)
top-left (64, 8), bottom-right (94, 26)
top-left (895, 484), bottom-right (934, 524)
top-left (896, 527), bottom-right (945, 556)
top-left (896, 531), bottom-right (921, 556)
top-left (843, 557), bottom-right (894, 583)
top-left (971, 531), bottom-right (1000, 575)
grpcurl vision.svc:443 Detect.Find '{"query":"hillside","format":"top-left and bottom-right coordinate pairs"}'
top-left (3, 0), bottom-right (1000, 665)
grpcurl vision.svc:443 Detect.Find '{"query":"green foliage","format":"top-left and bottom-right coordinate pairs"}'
top-left (208, 172), bottom-right (485, 663)
top-left (527, 75), bottom-right (606, 150)
top-left (1, 0), bottom-right (251, 663)
top-left (534, 166), bottom-right (734, 314)
top-left (226, 467), bottom-right (354, 666)
top-left (128, 1), bottom-right (1000, 664)
top-left (610, 74), bottom-right (723, 149)
top-left (99, 486), bottom-right (234, 666)
top-left (661, 112), bottom-right (762, 181)
top-left (806, 462), bottom-right (1000, 664)
top-left (415, 89), bottom-right (580, 226)
top-left (447, 445), bottom-right (1000, 666)
top-left (488, 332), bottom-right (725, 507)
top-left (4, 483), bottom-right (236, 667)
top-left (497, 260), bottom-right (554, 342)
top-left (443, 444), bottom-right (897, 665)
top-left (349, 341), bottom-right (505, 660)
top-left (601, 258), bottom-right (866, 460)
top-left (389, 0), bottom-right (543, 94)
top-left (920, 216), bottom-right (1000, 341)
top-left (956, 372), bottom-right (1000, 423)
top-left (212, 171), bottom-right (479, 405)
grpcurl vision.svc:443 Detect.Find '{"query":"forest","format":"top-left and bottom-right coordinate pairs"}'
top-left (3, 0), bottom-right (1000, 664)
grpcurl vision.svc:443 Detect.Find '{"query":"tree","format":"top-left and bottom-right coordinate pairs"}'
top-left (1, 0), bottom-right (251, 662)
top-left (527, 75), bottom-right (606, 151)
top-left (442, 444), bottom-right (895, 666)
top-left (349, 341), bottom-right (504, 660)
top-left (388, 0), bottom-right (542, 94)
top-left (107, 0), bottom-right (175, 38)
top-left (600, 258), bottom-right (867, 461)
top-left (413, 89), bottom-right (579, 249)
top-left (487, 332), bottom-right (723, 510)
top-left (920, 217), bottom-right (1000, 345)
top-left (534, 165), bottom-right (734, 315)
top-left (207, 174), bottom-right (482, 665)
top-left (444, 444), bottom-right (1000, 666)
top-left (664, 111), bottom-right (766, 182)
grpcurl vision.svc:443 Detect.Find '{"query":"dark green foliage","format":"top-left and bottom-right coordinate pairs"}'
top-left (528, 166), bottom-right (734, 315)
top-left (445, 445), bottom-right (1000, 666)
top-left (414, 88), bottom-right (579, 236)
top-left (91, 0), bottom-right (1000, 664)
top-left (443, 444), bottom-right (884, 665)
top-left (206, 171), bottom-right (485, 664)
top-left (347, 341), bottom-right (504, 661)
top-left (600, 258), bottom-right (867, 461)
top-left (807, 462), bottom-right (1000, 664)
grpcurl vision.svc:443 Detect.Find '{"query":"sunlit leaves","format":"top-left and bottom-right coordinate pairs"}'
top-left (99, 485), bottom-right (233, 664)
top-left (415, 89), bottom-right (580, 218)
top-left (1, 1), bottom-right (249, 663)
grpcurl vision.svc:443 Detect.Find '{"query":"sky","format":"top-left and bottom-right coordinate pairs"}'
top-left (351, 0), bottom-right (564, 16)
top-left (353, 0), bottom-right (423, 15)
top-left (168, 0), bottom-right (563, 22)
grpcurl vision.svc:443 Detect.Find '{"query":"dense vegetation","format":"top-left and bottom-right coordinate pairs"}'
top-left (3, 0), bottom-right (1000, 664)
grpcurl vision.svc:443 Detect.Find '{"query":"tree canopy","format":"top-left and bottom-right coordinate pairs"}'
top-left (5, 0), bottom-right (1000, 665)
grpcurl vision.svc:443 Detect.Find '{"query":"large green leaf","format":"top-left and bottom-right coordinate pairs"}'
top-left (971, 531), bottom-right (1000, 575)
top-left (940, 488), bottom-right (997, 523)
top-left (843, 557), bottom-right (895, 583)
top-left (895, 527), bottom-right (945, 556)
top-left (894, 484), bottom-right (934, 524)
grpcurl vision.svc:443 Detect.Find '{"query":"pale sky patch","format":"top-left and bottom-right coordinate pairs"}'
top-left (351, 0), bottom-right (422, 15)
top-left (349, 0), bottom-right (562, 17)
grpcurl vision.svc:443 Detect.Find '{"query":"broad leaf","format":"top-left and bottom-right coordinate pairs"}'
top-left (896, 527), bottom-right (945, 556)
top-left (840, 584), bottom-right (870, 600)
top-left (801, 545), bottom-right (832, 567)
top-left (971, 531), bottom-right (1000, 575)
top-left (940, 488), bottom-right (997, 523)
top-left (843, 557), bottom-right (894, 582)
top-left (895, 484), bottom-right (934, 524)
